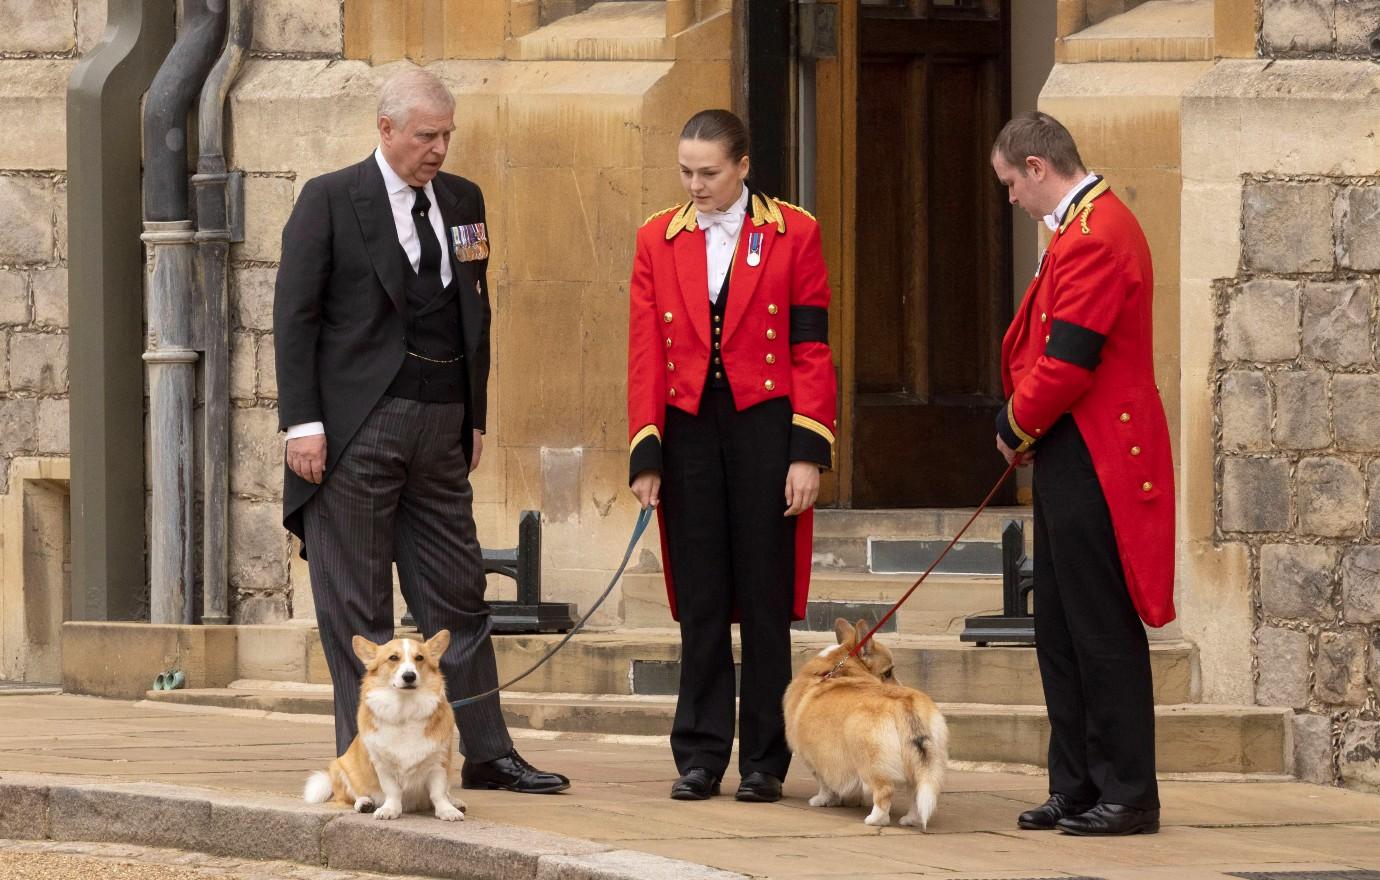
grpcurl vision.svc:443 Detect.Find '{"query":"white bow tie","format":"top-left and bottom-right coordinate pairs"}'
top-left (698, 209), bottom-right (744, 233)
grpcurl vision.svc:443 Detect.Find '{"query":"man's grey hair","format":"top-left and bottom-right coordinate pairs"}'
top-left (377, 68), bottom-right (455, 129)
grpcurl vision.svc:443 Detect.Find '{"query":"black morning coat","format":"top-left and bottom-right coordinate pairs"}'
top-left (273, 155), bottom-right (493, 551)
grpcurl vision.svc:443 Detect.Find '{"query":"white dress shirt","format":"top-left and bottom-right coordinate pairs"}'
top-left (286, 149), bottom-right (452, 441)
top-left (1043, 172), bottom-right (1101, 232)
top-left (699, 185), bottom-right (750, 303)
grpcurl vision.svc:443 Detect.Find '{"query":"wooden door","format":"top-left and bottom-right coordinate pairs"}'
top-left (850, 0), bottom-right (1014, 508)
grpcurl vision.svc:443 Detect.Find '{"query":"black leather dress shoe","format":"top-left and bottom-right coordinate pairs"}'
top-left (670, 768), bottom-right (720, 800)
top-left (734, 771), bottom-right (783, 803)
top-left (460, 749), bottom-right (570, 794)
top-left (1057, 802), bottom-right (1160, 836)
top-left (1017, 793), bottom-right (1094, 830)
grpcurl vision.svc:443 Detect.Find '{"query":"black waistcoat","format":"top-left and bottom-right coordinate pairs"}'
top-left (706, 266), bottom-right (732, 390)
top-left (386, 247), bottom-right (467, 403)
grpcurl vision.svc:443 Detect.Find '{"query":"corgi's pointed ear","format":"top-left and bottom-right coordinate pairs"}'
top-left (854, 620), bottom-right (872, 656)
top-left (352, 636), bottom-right (380, 666)
top-left (833, 617), bottom-right (853, 645)
top-left (426, 629), bottom-right (451, 659)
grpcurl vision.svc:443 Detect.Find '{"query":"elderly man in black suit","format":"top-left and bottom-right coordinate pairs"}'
top-left (274, 67), bottom-right (567, 794)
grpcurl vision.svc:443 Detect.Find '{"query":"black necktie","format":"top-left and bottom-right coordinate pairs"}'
top-left (410, 185), bottom-right (441, 278)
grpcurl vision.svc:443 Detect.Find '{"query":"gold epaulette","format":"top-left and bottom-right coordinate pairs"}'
top-left (1078, 202), bottom-right (1095, 235)
top-left (664, 202), bottom-right (698, 239)
top-left (749, 193), bottom-right (786, 233)
top-left (642, 204), bottom-right (681, 227)
top-left (1058, 179), bottom-right (1111, 236)
top-left (774, 199), bottom-right (817, 223)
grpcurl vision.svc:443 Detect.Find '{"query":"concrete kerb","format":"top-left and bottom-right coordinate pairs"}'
top-left (0, 774), bottom-right (749, 880)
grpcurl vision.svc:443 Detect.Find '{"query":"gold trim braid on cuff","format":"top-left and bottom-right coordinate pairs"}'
top-left (630, 424), bottom-right (661, 452)
top-left (1006, 400), bottom-right (1036, 452)
top-left (792, 413), bottom-right (836, 446)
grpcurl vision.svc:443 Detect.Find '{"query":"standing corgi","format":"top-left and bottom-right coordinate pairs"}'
top-left (784, 619), bottom-right (948, 828)
top-left (303, 631), bottom-right (465, 821)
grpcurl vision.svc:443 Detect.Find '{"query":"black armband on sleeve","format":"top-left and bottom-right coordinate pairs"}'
top-left (1045, 319), bottom-right (1105, 371)
top-left (790, 306), bottom-right (829, 344)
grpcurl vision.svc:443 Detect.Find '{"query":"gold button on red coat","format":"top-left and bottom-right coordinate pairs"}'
top-left (768, 304), bottom-right (778, 315)
top-left (766, 329), bottom-right (777, 340)
top-left (1131, 446), bottom-right (1142, 456)
top-left (764, 379), bottom-right (775, 391)
top-left (669, 388), bottom-right (676, 398)
top-left (1120, 412), bottom-right (1131, 423)
top-left (666, 362), bottom-right (674, 371)
top-left (1142, 481), bottom-right (1153, 492)
top-left (765, 354), bottom-right (776, 364)
top-left (663, 312), bottom-right (673, 323)
top-left (665, 337), bottom-right (672, 348)
top-left (1040, 312), bottom-right (1047, 322)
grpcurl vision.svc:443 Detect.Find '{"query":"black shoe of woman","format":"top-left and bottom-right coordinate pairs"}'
top-left (670, 768), bottom-right (720, 800)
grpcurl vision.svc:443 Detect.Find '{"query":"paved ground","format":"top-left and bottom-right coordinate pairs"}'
top-left (4, 693), bottom-right (1380, 879)
top-left (0, 839), bottom-right (437, 880)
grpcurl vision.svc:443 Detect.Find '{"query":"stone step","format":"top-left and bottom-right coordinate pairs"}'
top-left (811, 507), bottom-right (1034, 573)
top-left (239, 627), bottom-right (1194, 704)
top-left (480, 631), bottom-right (1195, 705)
top-left (622, 571), bottom-right (1004, 635)
top-left (507, 1), bottom-right (676, 61)
top-left (145, 684), bottom-right (1288, 776)
top-left (156, 623), bottom-right (1189, 704)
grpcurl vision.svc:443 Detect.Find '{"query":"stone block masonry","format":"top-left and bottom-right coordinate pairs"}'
top-left (0, 171), bottom-right (68, 498)
top-left (1217, 174), bottom-right (1380, 789)
top-left (1262, 0), bottom-right (1380, 59)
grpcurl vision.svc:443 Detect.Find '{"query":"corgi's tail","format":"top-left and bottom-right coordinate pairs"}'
top-left (303, 770), bottom-right (333, 804)
top-left (908, 708), bottom-right (949, 829)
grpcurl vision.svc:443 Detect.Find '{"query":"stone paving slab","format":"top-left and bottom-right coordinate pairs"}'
top-left (0, 775), bottom-right (745, 880)
top-left (2, 695), bottom-right (1380, 879)
top-left (0, 838), bottom-right (471, 880)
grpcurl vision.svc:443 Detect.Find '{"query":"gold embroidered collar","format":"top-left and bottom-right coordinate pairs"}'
top-left (665, 191), bottom-right (787, 240)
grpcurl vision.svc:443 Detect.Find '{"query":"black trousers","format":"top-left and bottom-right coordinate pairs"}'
top-left (303, 396), bottom-right (512, 762)
top-left (1033, 415), bottom-right (1158, 809)
top-left (661, 389), bottom-right (797, 780)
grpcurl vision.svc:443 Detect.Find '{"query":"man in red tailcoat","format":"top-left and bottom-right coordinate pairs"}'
top-left (991, 112), bottom-right (1174, 837)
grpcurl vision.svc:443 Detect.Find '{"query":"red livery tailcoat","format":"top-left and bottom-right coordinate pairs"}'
top-left (627, 193), bottom-right (837, 621)
top-left (997, 181), bottom-right (1176, 627)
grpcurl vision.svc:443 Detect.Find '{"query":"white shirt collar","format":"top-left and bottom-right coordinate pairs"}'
top-left (698, 184), bottom-right (750, 230)
top-left (374, 147), bottom-right (422, 198)
top-left (1043, 172), bottom-right (1100, 231)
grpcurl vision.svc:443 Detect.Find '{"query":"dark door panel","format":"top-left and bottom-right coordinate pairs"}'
top-left (851, 0), bottom-right (1014, 508)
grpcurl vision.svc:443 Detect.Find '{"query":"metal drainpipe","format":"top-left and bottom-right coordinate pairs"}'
top-left (142, 0), bottom-right (227, 625)
top-left (192, 0), bottom-right (251, 626)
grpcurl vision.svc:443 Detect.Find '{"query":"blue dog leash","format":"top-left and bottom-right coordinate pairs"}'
top-left (450, 506), bottom-right (655, 709)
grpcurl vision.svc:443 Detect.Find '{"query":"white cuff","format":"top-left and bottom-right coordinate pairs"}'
top-left (285, 421), bottom-right (325, 440)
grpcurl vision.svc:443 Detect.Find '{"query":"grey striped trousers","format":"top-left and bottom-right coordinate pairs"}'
top-left (303, 395), bottom-right (512, 761)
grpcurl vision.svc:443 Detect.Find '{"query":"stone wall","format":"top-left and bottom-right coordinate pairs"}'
top-left (1216, 175), bottom-right (1380, 788)
top-left (0, 0), bottom-right (105, 677)
top-left (1260, 0), bottom-right (1380, 58)
top-left (0, 0), bottom-right (97, 492)
top-left (1175, 0), bottom-right (1380, 791)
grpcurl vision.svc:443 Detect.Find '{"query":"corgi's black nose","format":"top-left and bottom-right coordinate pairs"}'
top-left (401, 670), bottom-right (417, 684)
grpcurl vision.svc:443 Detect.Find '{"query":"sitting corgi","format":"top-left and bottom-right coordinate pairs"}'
top-left (784, 619), bottom-right (948, 829)
top-left (303, 631), bottom-right (465, 821)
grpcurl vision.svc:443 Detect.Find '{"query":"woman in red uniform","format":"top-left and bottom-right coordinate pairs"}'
top-left (626, 110), bottom-right (837, 803)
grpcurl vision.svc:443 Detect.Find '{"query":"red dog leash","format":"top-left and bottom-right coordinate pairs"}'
top-left (823, 457), bottom-right (1021, 679)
